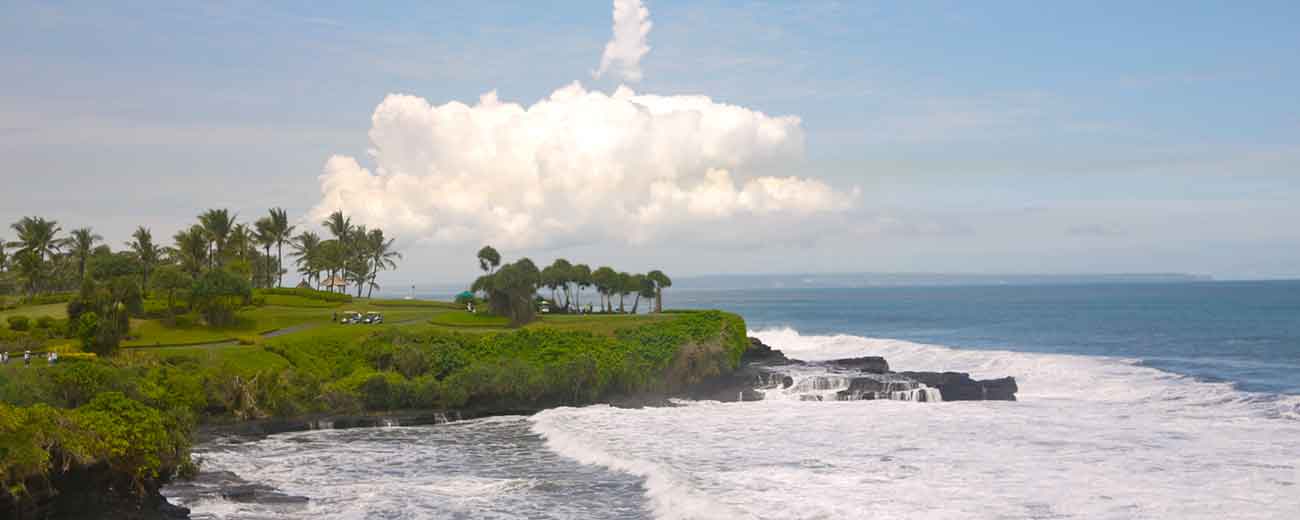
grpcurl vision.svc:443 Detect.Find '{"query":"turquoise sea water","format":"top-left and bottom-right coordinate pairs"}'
top-left (671, 281), bottom-right (1300, 395)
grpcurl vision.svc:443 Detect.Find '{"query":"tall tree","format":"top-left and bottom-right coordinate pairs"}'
top-left (229, 224), bottom-right (253, 262)
top-left (8, 216), bottom-right (63, 295)
top-left (291, 231), bottom-right (323, 288)
top-left (253, 217), bottom-right (276, 288)
top-left (172, 225), bottom-right (210, 277)
top-left (323, 211), bottom-right (352, 293)
top-left (646, 270), bottom-right (672, 313)
top-left (66, 228), bottom-right (102, 280)
top-left (547, 259), bottom-right (574, 310)
top-left (364, 229), bottom-right (401, 299)
top-left (591, 266), bottom-right (617, 312)
top-left (267, 207), bottom-right (295, 287)
top-left (346, 225), bottom-right (370, 297)
top-left (473, 258), bottom-right (540, 326)
top-left (571, 264), bottom-right (592, 312)
top-left (198, 209), bottom-right (236, 268)
top-left (8, 217), bottom-right (62, 263)
top-left (477, 245), bottom-right (501, 274)
top-left (541, 265), bottom-right (562, 307)
top-left (631, 274), bottom-right (656, 314)
top-left (127, 226), bottom-right (163, 293)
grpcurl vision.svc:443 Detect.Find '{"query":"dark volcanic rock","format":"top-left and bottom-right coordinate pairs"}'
top-left (157, 501), bottom-right (191, 518)
top-left (221, 484), bottom-right (309, 504)
top-left (1, 461), bottom-right (191, 520)
top-left (898, 371), bottom-right (1019, 401)
top-left (742, 337), bottom-right (793, 365)
top-left (824, 356), bottom-right (890, 374)
top-left (739, 389), bottom-right (765, 402)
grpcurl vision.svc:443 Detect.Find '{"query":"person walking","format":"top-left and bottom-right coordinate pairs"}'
top-left (24, 350), bottom-right (31, 366)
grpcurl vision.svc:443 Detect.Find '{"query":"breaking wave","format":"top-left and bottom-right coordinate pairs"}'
top-left (532, 328), bottom-right (1300, 519)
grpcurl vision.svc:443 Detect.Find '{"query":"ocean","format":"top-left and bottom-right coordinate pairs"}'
top-left (172, 281), bottom-right (1300, 519)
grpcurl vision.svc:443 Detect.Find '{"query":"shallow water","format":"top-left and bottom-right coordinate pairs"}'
top-left (173, 417), bottom-right (647, 519)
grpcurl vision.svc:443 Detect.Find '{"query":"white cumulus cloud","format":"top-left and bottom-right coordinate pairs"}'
top-left (309, 83), bottom-right (857, 250)
top-left (594, 0), bottom-right (652, 83)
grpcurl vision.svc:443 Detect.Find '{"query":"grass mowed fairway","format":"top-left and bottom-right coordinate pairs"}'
top-left (122, 302), bottom-right (452, 348)
top-left (0, 303), bottom-right (68, 323)
top-left (428, 309), bottom-right (673, 336)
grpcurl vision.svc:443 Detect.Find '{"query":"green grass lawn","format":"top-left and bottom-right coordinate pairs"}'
top-left (260, 294), bottom-right (341, 308)
top-left (528, 313), bottom-right (673, 336)
top-left (428, 311), bottom-right (511, 328)
top-left (0, 303), bottom-right (68, 324)
top-left (370, 299), bottom-right (462, 309)
top-left (121, 301), bottom-right (451, 348)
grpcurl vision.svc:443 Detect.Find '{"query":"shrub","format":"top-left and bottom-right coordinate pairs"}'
top-left (23, 292), bottom-right (75, 305)
top-left (6, 315), bottom-right (30, 331)
top-left (191, 270), bottom-right (252, 327)
top-left (257, 287), bottom-right (352, 304)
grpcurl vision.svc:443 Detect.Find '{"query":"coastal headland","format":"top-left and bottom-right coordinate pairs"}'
top-left (2, 297), bottom-right (1016, 519)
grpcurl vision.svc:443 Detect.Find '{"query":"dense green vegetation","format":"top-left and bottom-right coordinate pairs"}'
top-left (1, 307), bottom-right (748, 506)
top-left (1, 216), bottom-right (723, 516)
top-left (470, 246), bottom-right (673, 325)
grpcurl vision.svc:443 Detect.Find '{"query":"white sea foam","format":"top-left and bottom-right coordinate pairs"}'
top-left (532, 328), bottom-right (1300, 519)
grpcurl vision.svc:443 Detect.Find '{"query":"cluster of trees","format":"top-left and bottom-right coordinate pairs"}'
top-left (0, 210), bottom-right (402, 301)
top-left (469, 245), bottom-right (672, 326)
top-left (288, 211), bottom-right (402, 298)
top-left (0, 209), bottom-right (402, 354)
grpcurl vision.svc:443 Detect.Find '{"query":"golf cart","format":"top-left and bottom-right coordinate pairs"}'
top-left (364, 312), bottom-right (384, 324)
top-left (340, 311), bottom-right (362, 324)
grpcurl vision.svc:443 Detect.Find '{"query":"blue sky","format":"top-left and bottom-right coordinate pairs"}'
top-left (2, 0), bottom-right (1298, 282)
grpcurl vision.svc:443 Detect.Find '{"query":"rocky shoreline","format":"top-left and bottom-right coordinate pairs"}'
top-left (13, 336), bottom-right (1018, 519)
top-left (681, 337), bottom-right (1018, 403)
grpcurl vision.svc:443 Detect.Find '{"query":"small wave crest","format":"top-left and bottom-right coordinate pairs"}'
top-left (531, 406), bottom-right (740, 520)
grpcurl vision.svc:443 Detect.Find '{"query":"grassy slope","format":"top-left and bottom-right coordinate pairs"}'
top-left (0, 303), bottom-right (66, 322)
top-left (2, 299), bottom-right (747, 508)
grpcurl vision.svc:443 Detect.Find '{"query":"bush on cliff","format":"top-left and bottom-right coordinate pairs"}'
top-left (0, 393), bottom-right (192, 499)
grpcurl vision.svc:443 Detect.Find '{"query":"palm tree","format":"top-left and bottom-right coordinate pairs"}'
top-left (319, 239), bottom-right (345, 293)
top-left (8, 217), bottom-right (62, 263)
top-left (198, 209), bottom-right (237, 268)
top-left (616, 272), bottom-right (634, 313)
top-left (364, 229), bottom-right (401, 298)
top-left (0, 237), bottom-right (7, 272)
top-left (541, 265), bottom-right (562, 307)
top-left (631, 274), bottom-right (656, 314)
top-left (127, 226), bottom-right (163, 292)
top-left (291, 231), bottom-right (323, 288)
top-left (591, 266), bottom-right (617, 312)
top-left (172, 225), bottom-right (210, 277)
top-left (8, 216), bottom-right (63, 295)
top-left (323, 211), bottom-right (352, 293)
top-left (477, 245), bottom-right (501, 274)
top-left (12, 250), bottom-right (43, 298)
top-left (646, 270), bottom-right (672, 313)
top-left (572, 264), bottom-right (592, 312)
top-left (267, 208), bottom-right (295, 287)
top-left (229, 224), bottom-right (253, 262)
top-left (65, 228), bottom-right (101, 280)
top-left (254, 217), bottom-right (276, 288)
